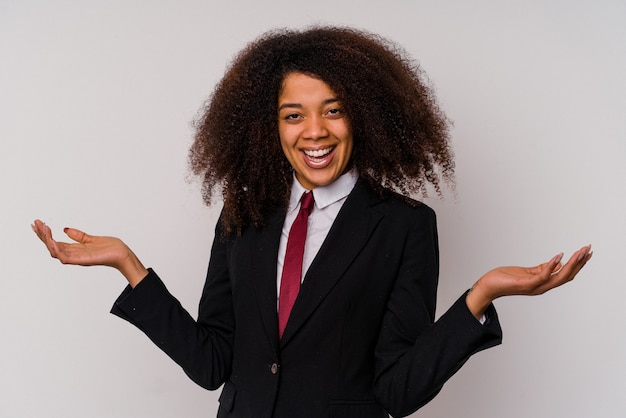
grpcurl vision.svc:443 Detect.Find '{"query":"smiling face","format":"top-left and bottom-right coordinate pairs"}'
top-left (277, 72), bottom-right (354, 190)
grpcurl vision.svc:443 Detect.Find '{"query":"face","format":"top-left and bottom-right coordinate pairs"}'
top-left (277, 72), bottom-right (353, 190)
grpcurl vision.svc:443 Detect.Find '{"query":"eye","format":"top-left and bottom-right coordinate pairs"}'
top-left (325, 107), bottom-right (344, 119)
top-left (282, 113), bottom-right (302, 123)
top-left (278, 110), bottom-right (303, 123)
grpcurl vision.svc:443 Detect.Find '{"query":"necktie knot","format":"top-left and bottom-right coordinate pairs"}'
top-left (300, 191), bottom-right (314, 214)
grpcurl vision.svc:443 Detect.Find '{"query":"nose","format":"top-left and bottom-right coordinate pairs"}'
top-left (303, 115), bottom-right (329, 140)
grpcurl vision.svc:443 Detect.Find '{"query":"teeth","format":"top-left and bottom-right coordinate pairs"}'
top-left (304, 148), bottom-right (333, 158)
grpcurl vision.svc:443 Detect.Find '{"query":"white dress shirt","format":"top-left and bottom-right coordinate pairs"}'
top-left (276, 170), bottom-right (358, 301)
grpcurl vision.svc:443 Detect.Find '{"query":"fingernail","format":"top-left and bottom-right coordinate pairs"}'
top-left (577, 252), bottom-right (583, 262)
top-left (577, 248), bottom-right (588, 262)
top-left (554, 252), bottom-right (564, 263)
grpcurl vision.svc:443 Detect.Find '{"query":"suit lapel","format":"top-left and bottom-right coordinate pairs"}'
top-left (280, 181), bottom-right (384, 346)
top-left (250, 211), bottom-right (285, 351)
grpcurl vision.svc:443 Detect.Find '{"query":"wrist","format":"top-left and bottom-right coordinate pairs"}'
top-left (118, 248), bottom-right (148, 288)
top-left (466, 280), bottom-right (493, 320)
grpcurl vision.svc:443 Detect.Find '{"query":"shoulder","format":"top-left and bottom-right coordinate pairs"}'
top-left (356, 180), bottom-right (436, 222)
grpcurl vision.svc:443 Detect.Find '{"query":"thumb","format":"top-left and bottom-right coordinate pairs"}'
top-left (64, 227), bottom-right (91, 244)
top-left (534, 252), bottom-right (564, 277)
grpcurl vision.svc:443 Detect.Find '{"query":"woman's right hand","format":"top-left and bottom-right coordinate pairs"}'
top-left (32, 219), bottom-right (148, 287)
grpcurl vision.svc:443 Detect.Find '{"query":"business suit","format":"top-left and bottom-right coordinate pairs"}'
top-left (111, 179), bottom-right (502, 417)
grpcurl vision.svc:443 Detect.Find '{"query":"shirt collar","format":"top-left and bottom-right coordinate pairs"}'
top-left (288, 169), bottom-right (358, 213)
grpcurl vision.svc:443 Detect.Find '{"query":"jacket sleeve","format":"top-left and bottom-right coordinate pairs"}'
top-left (110, 220), bottom-right (234, 390)
top-left (373, 207), bottom-right (502, 417)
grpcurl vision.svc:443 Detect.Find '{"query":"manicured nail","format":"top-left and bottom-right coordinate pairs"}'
top-left (554, 252), bottom-right (564, 263)
top-left (578, 246), bottom-right (590, 262)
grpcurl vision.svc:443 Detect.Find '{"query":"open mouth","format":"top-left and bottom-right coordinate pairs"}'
top-left (303, 147), bottom-right (334, 162)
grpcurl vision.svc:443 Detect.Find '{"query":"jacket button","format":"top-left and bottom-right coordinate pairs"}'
top-left (270, 363), bottom-right (279, 374)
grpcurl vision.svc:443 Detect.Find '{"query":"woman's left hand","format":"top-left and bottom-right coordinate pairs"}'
top-left (466, 245), bottom-right (593, 320)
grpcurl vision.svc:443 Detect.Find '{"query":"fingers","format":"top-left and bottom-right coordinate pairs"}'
top-left (32, 220), bottom-right (134, 270)
top-left (32, 219), bottom-right (57, 256)
top-left (31, 219), bottom-right (49, 242)
top-left (562, 245), bottom-right (593, 278)
top-left (526, 254), bottom-right (563, 275)
top-left (31, 220), bottom-right (89, 262)
top-left (32, 220), bottom-right (88, 243)
top-left (533, 245), bottom-right (592, 294)
top-left (559, 245), bottom-right (592, 275)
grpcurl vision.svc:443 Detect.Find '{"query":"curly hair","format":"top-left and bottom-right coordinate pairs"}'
top-left (189, 26), bottom-right (454, 233)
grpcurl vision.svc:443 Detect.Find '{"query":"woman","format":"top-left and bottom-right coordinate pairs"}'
top-left (32, 27), bottom-right (592, 417)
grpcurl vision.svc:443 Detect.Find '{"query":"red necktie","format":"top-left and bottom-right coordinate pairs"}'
top-left (278, 191), bottom-right (314, 339)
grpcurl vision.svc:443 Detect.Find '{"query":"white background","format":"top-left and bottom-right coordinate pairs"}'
top-left (1, 1), bottom-right (624, 417)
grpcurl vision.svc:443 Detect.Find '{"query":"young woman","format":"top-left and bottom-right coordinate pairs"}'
top-left (32, 27), bottom-right (592, 418)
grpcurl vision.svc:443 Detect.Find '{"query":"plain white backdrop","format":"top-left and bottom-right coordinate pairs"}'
top-left (1, 1), bottom-right (624, 417)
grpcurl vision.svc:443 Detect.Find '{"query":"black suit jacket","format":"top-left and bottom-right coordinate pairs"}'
top-left (112, 180), bottom-right (502, 418)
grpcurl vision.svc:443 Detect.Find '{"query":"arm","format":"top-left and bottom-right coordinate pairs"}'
top-left (32, 218), bottom-right (235, 390)
top-left (110, 238), bottom-right (235, 390)
top-left (373, 209), bottom-right (502, 417)
top-left (373, 210), bottom-right (592, 417)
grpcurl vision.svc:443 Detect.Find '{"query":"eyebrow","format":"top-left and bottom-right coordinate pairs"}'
top-left (278, 98), bottom-right (340, 111)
